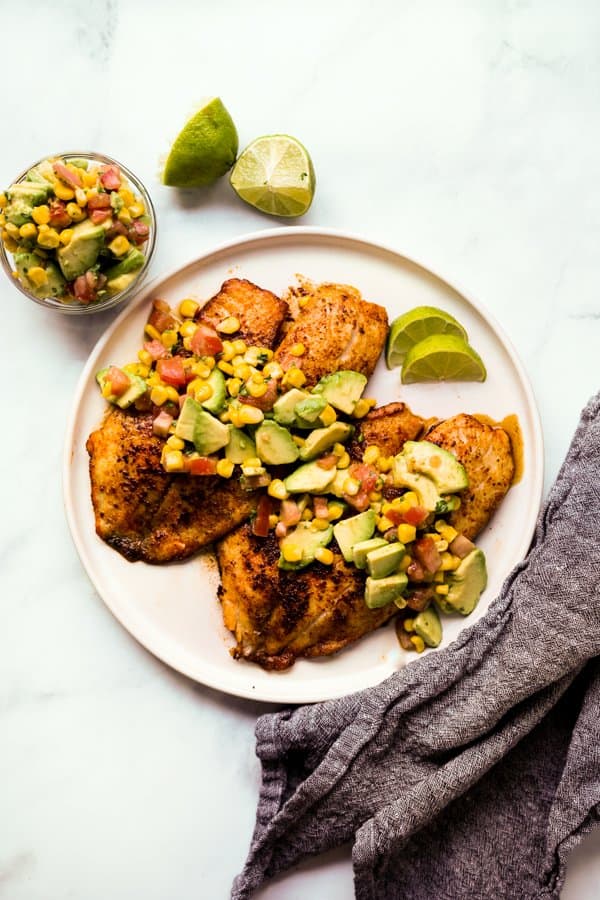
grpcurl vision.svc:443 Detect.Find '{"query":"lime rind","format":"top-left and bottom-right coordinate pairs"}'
top-left (230, 134), bottom-right (315, 217)
top-left (386, 305), bottom-right (468, 368)
top-left (401, 333), bottom-right (487, 384)
top-left (162, 97), bottom-right (239, 188)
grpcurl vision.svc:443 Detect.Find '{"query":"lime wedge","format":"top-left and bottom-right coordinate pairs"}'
top-left (386, 306), bottom-right (468, 368)
top-left (401, 334), bottom-right (487, 383)
top-left (162, 98), bottom-right (238, 188)
top-left (229, 135), bottom-right (315, 217)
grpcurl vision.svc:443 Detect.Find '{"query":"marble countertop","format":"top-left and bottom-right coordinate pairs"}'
top-left (2, 1), bottom-right (599, 897)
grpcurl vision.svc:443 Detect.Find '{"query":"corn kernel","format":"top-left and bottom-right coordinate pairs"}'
top-left (319, 404), bottom-right (337, 427)
top-left (410, 635), bottom-right (426, 653)
top-left (220, 340), bottom-right (235, 362)
top-left (216, 458), bottom-right (234, 478)
top-left (440, 552), bottom-right (461, 572)
top-left (161, 329), bottom-right (178, 349)
top-left (403, 491), bottom-right (419, 507)
top-left (292, 435), bottom-right (306, 447)
top-left (239, 405), bottom-right (264, 425)
top-left (282, 544), bottom-right (303, 563)
top-left (150, 385), bottom-right (169, 405)
top-left (226, 377), bottom-right (241, 398)
top-left (217, 316), bottom-right (240, 334)
top-left (336, 451), bottom-right (350, 469)
top-left (75, 187), bottom-right (87, 207)
top-left (258, 347), bottom-right (273, 361)
top-left (268, 514), bottom-right (279, 528)
top-left (144, 323), bottom-right (161, 341)
top-left (83, 169), bottom-right (97, 187)
top-left (165, 386), bottom-right (180, 404)
top-left (232, 339), bottom-right (247, 355)
top-left (377, 455), bottom-right (394, 473)
top-left (30, 205), bottom-right (49, 226)
top-left (353, 399), bottom-right (371, 418)
top-left (377, 515), bottom-right (394, 532)
top-left (166, 435), bottom-right (185, 450)
top-left (194, 383), bottom-right (213, 403)
top-left (5, 222), bottom-right (20, 237)
top-left (263, 361), bottom-right (283, 379)
top-left (18, 222), bottom-right (37, 241)
top-left (117, 208), bottom-right (132, 225)
top-left (27, 266), bottom-right (48, 287)
top-left (247, 381), bottom-right (268, 398)
top-left (368, 491), bottom-right (382, 503)
top-left (290, 342), bottom-right (306, 357)
top-left (164, 450), bottom-right (184, 472)
top-left (298, 296), bottom-right (308, 308)
top-left (243, 347), bottom-right (261, 366)
top-left (301, 507), bottom-right (313, 521)
top-left (233, 363), bottom-right (252, 381)
top-left (179, 298), bottom-right (199, 319)
top-left (129, 202), bottom-right (145, 218)
top-left (242, 457), bottom-right (261, 468)
top-left (435, 521), bottom-right (459, 543)
top-left (324, 502), bottom-right (342, 521)
top-left (312, 518), bottom-right (331, 532)
top-left (282, 367), bottom-right (306, 388)
top-left (59, 228), bottom-right (74, 246)
top-left (108, 235), bottom-right (131, 257)
top-left (0, 193), bottom-right (6, 209)
top-left (54, 182), bottom-right (75, 201)
top-left (0, 213), bottom-right (5, 227)
top-left (220, 409), bottom-right (231, 423)
top-left (66, 202), bottom-right (84, 222)
top-left (363, 445), bottom-right (380, 466)
top-left (123, 363), bottom-right (149, 378)
top-left (179, 320), bottom-right (197, 339)
top-left (268, 479), bottom-right (289, 500)
top-left (435, 584), bottom-right (449, 595)
top-left (403, 618), bottom-right (415, 632)
top-left (314, 546), bottom-right (334, 565)
top-left (37, 227), bottom-right (60, 249)
top-left (343, 477), bottom-right (360, 496)
top-left (218, 360), bottom-right (234, 375)
top-left (118, 187), bottom-right (135, 205)
top-left (436, 539), bottom-right (448, 551)
top-left (396, 524), bottom-right (417, 543)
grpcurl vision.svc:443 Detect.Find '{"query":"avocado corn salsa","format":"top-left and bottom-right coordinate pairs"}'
top-left (1, 155), bottom-right (150, 304)
top-left (97, 296), bottom-right (488, 651)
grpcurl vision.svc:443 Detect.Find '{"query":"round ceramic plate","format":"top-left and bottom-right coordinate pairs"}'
top-left (64, 227), bottom-right (543, 703)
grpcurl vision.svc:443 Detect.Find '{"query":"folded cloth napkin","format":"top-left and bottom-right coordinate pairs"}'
top-left (232, 392), bottom-right (600, 900)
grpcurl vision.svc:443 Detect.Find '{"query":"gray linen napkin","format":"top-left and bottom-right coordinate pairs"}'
top-left (232, 391), bottom-right (600, 900)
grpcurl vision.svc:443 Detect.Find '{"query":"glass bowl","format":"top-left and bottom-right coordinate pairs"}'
top-left (0, 151), bottom-right (156, 315)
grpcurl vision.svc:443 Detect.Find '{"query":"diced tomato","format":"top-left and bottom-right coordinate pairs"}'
top-left (73, 273), bottom-right (96, 302)
top-left (407, 560), bottom-right (427, 582)
top-left (280, 499), bottom-right (301, 527)
top-left (106, 365), bottom-right (130, 396)
top-left (413, 536), bottom-right (442, 574)
top-left (316, 453), bottom-right (338, 470)
top-left (87, 192), bottom-right (112, 210)
top-left (349, 463), bottom-right (379, 494)
top-left (129, 220), bottom-right (150, 245)
top-left (344, 489), bottom-right (371, 512)
top-left (190, 324), bottom-right (223, 357)
top-left (105, 221), bottom-right (128, 241)
top-left (402, 505), bottom-right (430, 527)
top-left (90, 208), bottom-right (112, 224)
top-left (144, 339), bottom-right (168, 361)
top-left (313, 497), bottom-right (330, 519)
top-left (48, 199), bottom-right (71, 228)
top-left (100, 165), bottom-right (121, 191)
top-left (156, 356), bottom-right (186, 387)
top-left (188, 457), bottom-right (218, 476)
top-left (148, 304), bottom-right (177, 334)
top-left (383, 507), bottom-right (404, 526)
top-left (152, 410), bottom-right (173, 437)
top-left (53, 161), bottom-right (82, 188)
top-left (252, 494), bottom-right (273, 537)
top-left (405, 587), bottom-right (434, 611)
top-left (238, 379), bottom-right (279, 412)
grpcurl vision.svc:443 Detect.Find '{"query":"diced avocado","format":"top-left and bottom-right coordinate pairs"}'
top-left (273, 388), bottom-right (310, 426)
top-left (294, 395), bottom-right (328, 423)
top-left (57, 219), bottom-right (106, 280)
top-left (299, 422), bottom-right (353, 461)
top-left (201, 368), bottom-right (226, 414)
top-left (175, 397), bottom-right (202, 442)
top-left (95, 367), bottom-right (147, 409)
top-left (25, 167), bottom-right (49, 183)
top-left (364, 572), bottom-right (408, 609)
top-left (104, 248), bottom-right (145, 281)
top-left (14, 253), bottom-right (65, 299)
top-left (225, 426), bottom-right (257, 464)
top-left (28, 160), bottom-right (56, 182)
top-left (435, 496), bottom-right (462, 515)
top-left (255, 420), bottom-right (300, 466)
top-left (413, 606), bottom-right (442, 648)
top-left (401, 441), bottom-right (468, 493)
top-left (366, 542), bottom-right (405, 579)
top-left (312, 370), bottom-right (367, 415)
top-left (107, 273), bottom-right (136, 294)
top-left (192, 408), bottom-right (231, 456)
top-left (284, 460), bottom-right (337, 494)
top-left (352, 537), bottom-right (388, 569)
top-left (392, 455), bottom-right (441, 512)
top-left (318, 467), bottom-right (351, 498)
top-left (442, 549), bottom-right (487, 615)
top-left (7, 181), bottom-right (53, 203)
top-left (5, 197), bottom-right (33, 226)
top-left (333, 509), bottom-right (376, 562)
top-left (278, 521), bottom-right (333, 570)
top-left (67, 158), bottom-right (89, 170)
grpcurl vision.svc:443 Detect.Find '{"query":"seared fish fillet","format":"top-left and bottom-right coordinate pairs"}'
top-left (195, 278), bottom-right (288, 348)
top-left (87, 409), bottom-right (258, 563)
top-left (275, 282), bottom-right (388, 386)
top-left (426, 413), bottom-right (515, 539)
top-left (217, 525), bottom-right (397, 670)
top-left (349, 401), bottom-right (424, 460)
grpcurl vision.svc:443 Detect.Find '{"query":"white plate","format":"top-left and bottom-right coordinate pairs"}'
top-left (64, 227), bottom-right (543, 704)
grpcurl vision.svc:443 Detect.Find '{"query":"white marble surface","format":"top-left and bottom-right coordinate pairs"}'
top-left (2, 1), bottom-right (600, 897)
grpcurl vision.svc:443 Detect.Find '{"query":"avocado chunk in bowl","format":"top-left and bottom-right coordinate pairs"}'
top-left (0, 151), bottom-right (155, 314)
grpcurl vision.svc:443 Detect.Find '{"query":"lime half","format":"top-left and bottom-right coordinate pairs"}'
top-left (386, 305), bottom-right (468, 368)
top-left (229, 134), bottom-right (315, 217)
top-left (162, 98), bottom-right (238, 188)
top-left (401, 334), bottom-right (487, 383)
